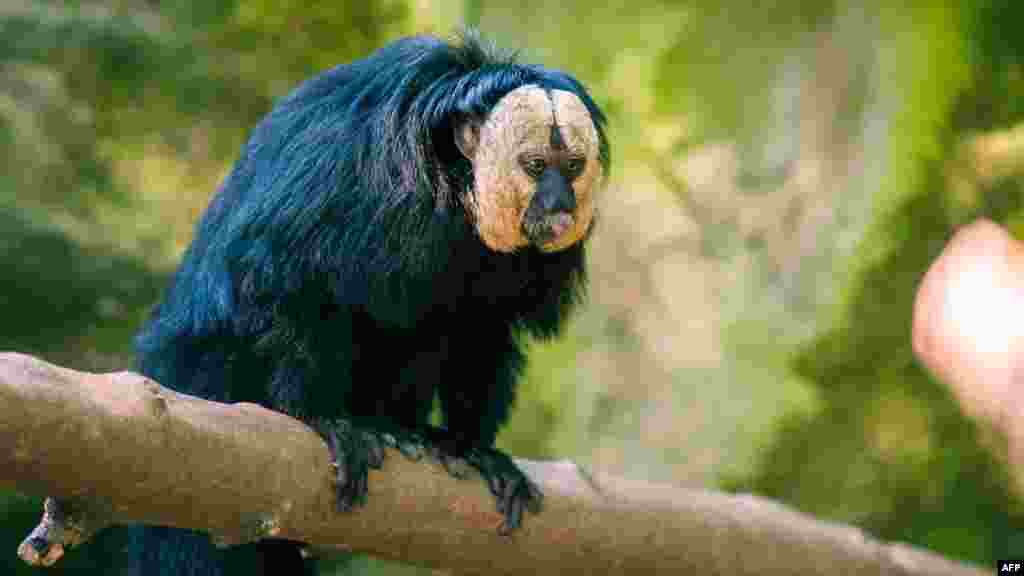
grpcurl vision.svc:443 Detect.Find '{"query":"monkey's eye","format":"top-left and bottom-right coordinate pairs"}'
top-left (520, 157), bottom-right (547, 178)
top-left (565, 157), bottom-right (585, 178)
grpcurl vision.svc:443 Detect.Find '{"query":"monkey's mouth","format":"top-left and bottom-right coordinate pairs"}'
top-left (523, 211), bottom-right (575, 250)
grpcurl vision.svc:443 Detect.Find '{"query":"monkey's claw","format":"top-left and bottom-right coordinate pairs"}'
top-left (465, 447), bottom-right (543, 534)
top-left (380, 429), bottom-right (428, 461)
top-left (314, 419), bottom-right (386, 512)
top-left (435, 452), bottom-right (473, 479)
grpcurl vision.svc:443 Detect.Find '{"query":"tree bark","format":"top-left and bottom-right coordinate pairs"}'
top-left (0, 352), bottom-right (985, 575)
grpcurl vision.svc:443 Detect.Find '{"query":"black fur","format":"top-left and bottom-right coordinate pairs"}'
top-left (123, 30), bottom-right (608, 575)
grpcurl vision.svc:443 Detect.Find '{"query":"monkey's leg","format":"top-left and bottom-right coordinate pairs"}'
top-left (308, 384), bottom-right (437, 510)
top-left (259, 318), bottom-right (397, 514)
top-left (435, 329), bottom-right (543, 534)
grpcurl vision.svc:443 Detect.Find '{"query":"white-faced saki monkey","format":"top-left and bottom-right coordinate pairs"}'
top-left (118, 29), bottom-right (609, 575)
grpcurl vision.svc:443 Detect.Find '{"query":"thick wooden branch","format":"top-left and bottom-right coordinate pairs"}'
top-left (0, 352), bottom-right (984, 575)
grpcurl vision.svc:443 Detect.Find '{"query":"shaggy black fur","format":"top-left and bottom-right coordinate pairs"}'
top-left (122, 30), bottom-right (609, 575)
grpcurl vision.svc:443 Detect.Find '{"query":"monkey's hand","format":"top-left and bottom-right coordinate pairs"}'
top-left (448, 445), bottom-right (543, 534)
top-left (374, 427), bottom-right (543, 533)
top-left (312, 419), bottom-right (387, 512)
top-left (417, 430), bottom-right (542, 534)
top-left (313, 420), bottom-right (434, 512)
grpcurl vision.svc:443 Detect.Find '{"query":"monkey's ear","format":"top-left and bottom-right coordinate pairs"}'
top-left (454, 118), bottom-right (481, 160)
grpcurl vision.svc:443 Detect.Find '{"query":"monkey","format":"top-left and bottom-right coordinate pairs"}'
top-left (121, 29), bottom-right (609, 575)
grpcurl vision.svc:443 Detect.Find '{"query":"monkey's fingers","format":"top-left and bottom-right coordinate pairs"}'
top-left (465, 447), bottom-right (543, 533)
top-left (398, 430), bottom-right (428, 461)
top-left (321, 422), bottom-right (348, 486)
top-left (438, 453), bottom-right (473, 479)
top-left (313, 418), bottom-right (377, 513)
top-left (380, 428), bottom-right (428, 461)
top-left (498, 492), bottom-right (523, 535)
top-left (496, 474), bottom-right (543, 534)
top-left (485, 469), bottom-right (506, 500)
top-left (362, 430), bottom-right (386, 470)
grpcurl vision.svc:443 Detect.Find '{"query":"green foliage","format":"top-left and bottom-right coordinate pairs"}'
top-left (956, 0), bottom-right (1024, 132)
top-left (0, 0), bottom-right (409, 217)
top-left (163, 0), bottom-right (409, 97)
top-left (0, 10), bottom-right (259, 214)
top-left (723, 0), bottom-right (1024, 566)
top-left (730, 161), bottom-right (1024, 564)
top-left (0, 195), bottom-right (166, 365)
top-left (496, 328), bottom-right (585, 459)
top-left (654, 0), bottom-right (832, 142)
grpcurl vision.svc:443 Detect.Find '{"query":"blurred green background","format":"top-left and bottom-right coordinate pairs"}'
top-left (2, 0), bottom-right (1023, 574)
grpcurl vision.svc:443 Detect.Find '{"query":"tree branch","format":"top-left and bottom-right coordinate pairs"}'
top-left (0, 352), bottom-right (984, 575)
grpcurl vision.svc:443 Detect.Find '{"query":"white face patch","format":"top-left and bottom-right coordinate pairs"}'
top-left (457, 85), bottom-right (604, 253)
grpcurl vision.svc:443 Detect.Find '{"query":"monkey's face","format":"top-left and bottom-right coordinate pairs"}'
top-left (456, 85), bottom-right (604, 253)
